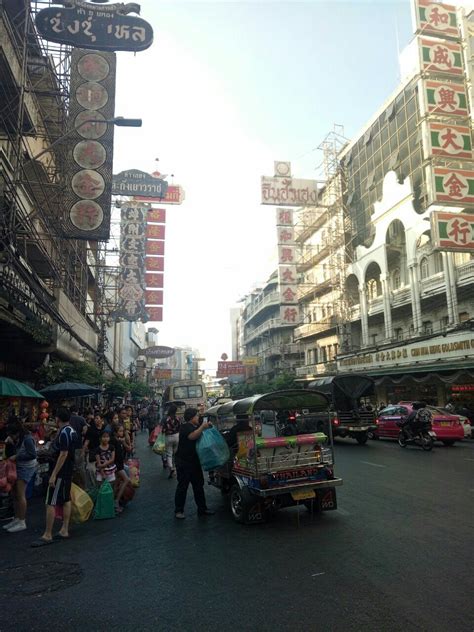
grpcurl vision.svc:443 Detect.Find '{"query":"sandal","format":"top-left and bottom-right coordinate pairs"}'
top-left (31, 538), bottom-right (54, 548)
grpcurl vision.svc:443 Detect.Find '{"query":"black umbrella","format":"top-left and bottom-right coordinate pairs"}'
top-left (39, 381), bottom-right (102, 398)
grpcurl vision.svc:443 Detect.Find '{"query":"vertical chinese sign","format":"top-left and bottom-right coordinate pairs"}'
top-left (145, 207), bottom-right (166, 321)
top-left (412, 1), bottom-right (474, 210)
top-left (64, 49), bottom-right (116, 240)
top-left (430, 210), bottom-right (474, 251)
top-left (113, 203), bottom-right (147, 321)
top-left (276, 207), bottom-right (300, 325)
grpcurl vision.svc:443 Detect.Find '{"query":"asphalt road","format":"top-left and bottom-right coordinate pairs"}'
top-left (1, 432), bottom-right (473, 632)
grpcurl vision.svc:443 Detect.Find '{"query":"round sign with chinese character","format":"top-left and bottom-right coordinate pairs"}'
top-left (425, 4), bottom-right (451, 32)
top-left (76, 82), bottom-right (108, 110)
top-left (75, 110), bottom-right (107, 139)
top-left (77, 53), bottom-right (110, 82)
top-left (71, 169), bottom-right (105, 200)
top-left (73, 140), bottom-right (106, 169)
top-left (70, 200), bottom-right (103, 231)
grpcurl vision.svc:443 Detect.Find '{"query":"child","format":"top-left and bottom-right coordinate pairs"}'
top-left (95, 431), bottom-right (116, 484)
top-left (112, 426), bottom-right (131, 513)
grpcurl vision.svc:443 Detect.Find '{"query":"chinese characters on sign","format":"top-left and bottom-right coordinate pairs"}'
top-left (418, 79), bottom-right (469, 118)
top-left (276, 206), bottom-right (301, 324)
top-left (419, 38), bottom-right (464, 76)
top-left (427, 166), bottom-right (474, 206)
top-left (430, 210), bottom-right (474, 252)
top-left (113, 203), bottom-right (148, 321)
top-left (35, 0), bottom-right (154, 52)
top-left (64, 48), bottom-right (116, 240)
top-left (415, 1), bottom-right (459, 40)
top-left (144, 208), bottom-right (166, 322)
top-left (423, 121), bottom-right (473, 160)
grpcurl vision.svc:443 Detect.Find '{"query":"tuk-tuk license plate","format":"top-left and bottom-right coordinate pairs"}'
top-left (291, 489), bottom-right (315, 501)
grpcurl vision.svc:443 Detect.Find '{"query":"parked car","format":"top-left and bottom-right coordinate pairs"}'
top-left (259, 410), bottom-right (276, 425)
top-left (373, 403), bottom-right (464, 446)
top-left (434, 408), bottom-right (472, 439)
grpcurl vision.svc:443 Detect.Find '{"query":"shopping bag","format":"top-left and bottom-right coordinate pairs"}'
top-left (71, 483), bottom-right (94, 524)
top-left (93, 481), bottom-right (115, 520)
top-left (121, 481), bottom-right (136, 504)
top-left (153, 433), bottom-right (166, 455)
top-left (148, 425), bottom-right (161, 445)
top-left (54, 505), bottom-right (63, 520)
top-left (196, 427), bottom-right (230, 471)
top-left (126, 458), bottom-right (140, 488)
top-left (6, 460), bottom-right (17, 485)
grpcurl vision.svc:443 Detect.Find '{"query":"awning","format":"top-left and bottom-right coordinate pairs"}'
top-left (374, 369), bottom-right (474, 386)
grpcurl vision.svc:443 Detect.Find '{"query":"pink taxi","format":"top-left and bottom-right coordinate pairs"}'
top-left (374, 403), bottom-right (464, 446)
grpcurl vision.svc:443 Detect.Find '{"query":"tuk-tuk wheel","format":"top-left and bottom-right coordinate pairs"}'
top-left (230, 484), bottom-right (252, 524)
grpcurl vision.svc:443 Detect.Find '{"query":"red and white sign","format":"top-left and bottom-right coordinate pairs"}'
top-left (419, 79), bottom-right (469, 118)
top-left (427, 166), bottom-right (474, 206)
top-left (145, 272), bottom-right (164, 288)
top-left (419, 38), bottom-right (464, 76)
top-left (147, 208), bottom-right (166, 223)
top-left (216, 361), bottom-right (245, 377)
top-left (276, 208), bottom-right (294, 226)
top-left (430, 210), bottom-right (474, 251)
top-left (415, 1), bottom-right (459, 39)
top-left (147, 224), bottom-right (165, 239)
top-left (277, 227), bottom-right (295, 244)
top-left (280, 305), bottom-right (301, 324)
top-left (147, 307), bottom-right (163, 321)
top-left (135, 185), bottom-right (185, 205)
top-left (145, 290), bottom-right (163, 305)
top-left (280, 285), bottom-right (298, 304)
top-left (278, 245), bottom-right (296, 265)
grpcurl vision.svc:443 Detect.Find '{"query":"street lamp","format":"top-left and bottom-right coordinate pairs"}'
top-left (23, 116), bottom-right (142, 166)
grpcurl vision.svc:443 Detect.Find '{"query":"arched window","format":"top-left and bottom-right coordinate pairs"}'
top-left (367, 278), bottom-right (379, 300)
top-left (391, 268), bottom-right (401, 290)
top-left (420, 257), bottom-right (429, 280)
top-left (432, 251), bottom-right (443, 274)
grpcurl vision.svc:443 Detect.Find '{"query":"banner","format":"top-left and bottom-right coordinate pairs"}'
top-left (146, 307), bottom-right (163, 322)
top-left (145, 240), bottom-right (165, 256)
top-left (148, 208), bottom-right (166, 223)
top-left (430, 210), bottom-right (474, 251)
top-left (427, 166), bottom-right (474, 206)
top-left (145, 256), bottom-right (164, 272)
top-left (216, 361), bottom-right (246, 377)
top-left (423, 121), bottom-right (472, 160)
top-left (63, 49), bottom-right (116, 240)
top-left (145, 273), bottom-right (164, 288)
top-left (414, 1), bottom-right (459, 40)
top-left (147, 224), bottom-right (166, 239)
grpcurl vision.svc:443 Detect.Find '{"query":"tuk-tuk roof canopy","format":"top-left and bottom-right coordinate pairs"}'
top-left (206, 389), bottom-right (329, 417)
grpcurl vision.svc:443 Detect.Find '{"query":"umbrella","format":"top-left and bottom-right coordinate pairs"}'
top-left (0, 377), bottom-right (44, 399)
top-left (39, 382), bottom-right (102, 398)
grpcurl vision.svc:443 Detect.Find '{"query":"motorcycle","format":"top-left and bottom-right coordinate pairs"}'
top-left (396, 418), bottom-right (435, 451)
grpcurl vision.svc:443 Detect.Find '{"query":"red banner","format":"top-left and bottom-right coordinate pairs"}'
top-left (147, 224), bottom-right (165, 239)
top-left (146, 256), bottom-right (164, 272)
top-left (136, 185), bottom-right (184, 205)
top-left (147, 306), bottom-right (163, 321)
top-left (154, 368), bottom-right (172, 379)
top-left (145, 290), bottom-right (163, 305)
top-left (147, 208), bottom-right (166, 223)
top-left (216, 361), bottom-right (246, 377)
top-left (145, 272), bottom-right (163, 288)
top-left (146, 240), bottom-right (165, 256)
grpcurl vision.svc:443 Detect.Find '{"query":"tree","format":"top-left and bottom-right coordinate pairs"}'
top-left (104, 375), bottom-right (130, 399)
top-left (129, 381), bottom-right (154, 399)
top-left (36, 360), bottom-right (103, 388)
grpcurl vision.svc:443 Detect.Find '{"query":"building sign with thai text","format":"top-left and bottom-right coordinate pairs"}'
top-left (430, 210), bottom-right (474, 252)
top-left (338, 331), bottom-right (474, 372)
top-left (262, 176), bottom-right (319, 207)
top-left (216, 361), bottom-right (246, 377)
top-left (142, 345), bottom-right (175, 358)
top-left (112, 170), bottom-right (168, 198)
top-left (35, 0), bottom-right (153, 52)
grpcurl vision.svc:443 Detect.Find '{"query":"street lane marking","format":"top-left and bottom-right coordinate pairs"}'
top-left (464, 458), bottom-right (474, 462)
top-left (337, 508), bottom-right (351, 516)
top-left (360, 461), bottom-right (386, 468)
top-left (311, 572), bottom-right (325, 577)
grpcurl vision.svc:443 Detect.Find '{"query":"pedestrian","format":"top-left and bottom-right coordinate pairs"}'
top-left (112, 426), bottom-right (130, 513)
top-left (31, 408), bottom-right (77, 547)
top-left (3, 419), bottom-right (37, 533)
top-left (83, 413), bottom-right (104, 488)
top-left (162, 404), bottom-right (181, 479)
top-left (95, 430), bottom-right (116, 484)
top-left (174, 407), bottom-right (214, 520)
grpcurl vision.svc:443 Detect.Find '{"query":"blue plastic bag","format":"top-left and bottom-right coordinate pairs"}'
top-left (196, 427), bottom-right (230, 471)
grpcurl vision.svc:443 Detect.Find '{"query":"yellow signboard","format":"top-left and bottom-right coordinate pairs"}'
top-left (241, 357), bottom-right (261, 366)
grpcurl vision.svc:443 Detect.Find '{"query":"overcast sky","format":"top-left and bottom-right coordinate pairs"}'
top-left (111, 0), bottom-right (414, 373)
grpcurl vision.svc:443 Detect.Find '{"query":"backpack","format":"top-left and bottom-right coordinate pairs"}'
top-left (415, 408), bottom-right (432, 426)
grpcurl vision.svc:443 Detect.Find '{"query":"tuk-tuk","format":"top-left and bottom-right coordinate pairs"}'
top-left (307, 374), bottom-right (377, 445)
top-left (205, 389), bottom-right (342, 524)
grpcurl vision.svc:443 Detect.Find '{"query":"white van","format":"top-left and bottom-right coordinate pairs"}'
top-left (162, 380), bottom-right (207, 412)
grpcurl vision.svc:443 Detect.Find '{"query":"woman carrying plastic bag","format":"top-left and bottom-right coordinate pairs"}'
top-left (196, 427), bottom-right (230, 471)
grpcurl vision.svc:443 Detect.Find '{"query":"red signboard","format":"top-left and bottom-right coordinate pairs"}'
top-left (451, 384), bottom-right (474, 392)
top-left (146, 256), bottom-right (164, 272)
top-left (145, 290), bottom-right (163, 305)
top-left (216, 361), bottom-right (246, 377)
top-left (136, 185), bottom-right (185, 205)
top-left (147, 224), bottom-right (165, 239)
top-left (154, 368), bottom-right (172, 379)
top-left (146, 240), bottom-right (165, 256)
top-left (147, 306), bottom-right (163, 321)
top-left (145, 273), bottom-right (164, 288)
top-left (147, 208), bottom-right (166, 223)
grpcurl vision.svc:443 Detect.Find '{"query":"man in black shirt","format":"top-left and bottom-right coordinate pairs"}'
top-left (174, 407), bottom-right (214, 519)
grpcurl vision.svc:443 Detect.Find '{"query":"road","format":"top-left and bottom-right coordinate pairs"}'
top-left (1, 432), bottom-right (473, 632)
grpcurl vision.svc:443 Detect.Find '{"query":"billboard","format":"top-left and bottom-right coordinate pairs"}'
top-left (427, 166), bottom-right (474, 206)
top-left (414, 1), bottom-right (459, 40)
top-left (63, 49), bottom-right (116, 240)
top-left (216, 361), bottom-right (245, 377)
top-left (422, 121), bottom-right (473, 160)
top-left (262, 176), bottom-right (319, 206)
top-left (430, 210), bottom-right (474, 251)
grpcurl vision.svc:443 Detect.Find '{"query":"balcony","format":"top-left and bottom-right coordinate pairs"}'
top-left (294, 315), bottom-right (337, 340)
top-left (456, 261), bottom-right (474, 287)
top-left (349, 304), bottom-right (360, 321)
top-left (297, 243), bottom-right (331, 272)
top-left (420, 272), bottom-right (445, 297)
top-left (244, 291), bottom-right (280, 323)
top-left (390, 286), bottom-right (411, 308)
top-left (294, 209), bottom-right (328, 243)
top-left (367, 296), bottom-right (383, 315)
top-left (295, 361), bottom-right (337, 378)
top-left (243, 318), bottom-right (296, 344)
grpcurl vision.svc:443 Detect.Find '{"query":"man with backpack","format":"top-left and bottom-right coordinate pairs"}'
top-left (405, 401), bottom-right (432, 438)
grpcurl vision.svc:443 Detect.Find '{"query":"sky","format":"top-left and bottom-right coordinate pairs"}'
top-left (111, 0), bottom-right (415, 373)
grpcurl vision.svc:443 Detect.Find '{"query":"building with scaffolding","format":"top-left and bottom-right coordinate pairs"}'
top-left (0, 0), bottom-right (108, 380)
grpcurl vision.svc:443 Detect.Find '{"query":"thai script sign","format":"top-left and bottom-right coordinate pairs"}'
top-left (35, 1), bottom-right (153, 52)
top-left (135, 185), bottom-right (185, 205)
top-left (261, 176), bottom-right (319, 206)
top-left (427, 166), bottom-right (474, 206)
top-left (422, 121), bottom-right (472, 160)
top-left (112, 203), bottom-right (147, 321)
top-left (112, 169), bottom-right (168, 198)
top-left (414, 0), bottom-right (459, 40)
top-left (418, 38), bottom-right (464, 76)
top-left (63, 48), bottom-right (116, 240)
top-left (241, 357), bottom-right (261, 366)
top-left (338, 331), bottom-right (474, 371)
top-left (430, 210), bottom-right (474, 252)
top-left (142, 345), bottom-right (175, 358)
top-left (216, 361), bottom-right (245, 377)
top-left (154, 368), bottom-right (172, 379)
top-left (418, 79), bottom-right (469, 118)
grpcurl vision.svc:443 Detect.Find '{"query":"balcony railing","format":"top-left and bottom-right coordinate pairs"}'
top-left (456, 260), bottom-right (474, 286)
top-left (367, 296), bottom-right (383, 315)
top-left (390, 286), bottom-right (411, 308)
top-left (294, 315), bottom-right (337, 339)
top-left (243, 318), bottom-right (296, 344)
top-left (420, 272), bottom-right (445, 296)
top-left (295, 361), bottom-right (337, 377)
top-left (243, 290), bottom-right (280, 322)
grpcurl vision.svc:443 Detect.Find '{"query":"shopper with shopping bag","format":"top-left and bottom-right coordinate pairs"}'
top-left (196, 426), bottom-right (230, 471)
